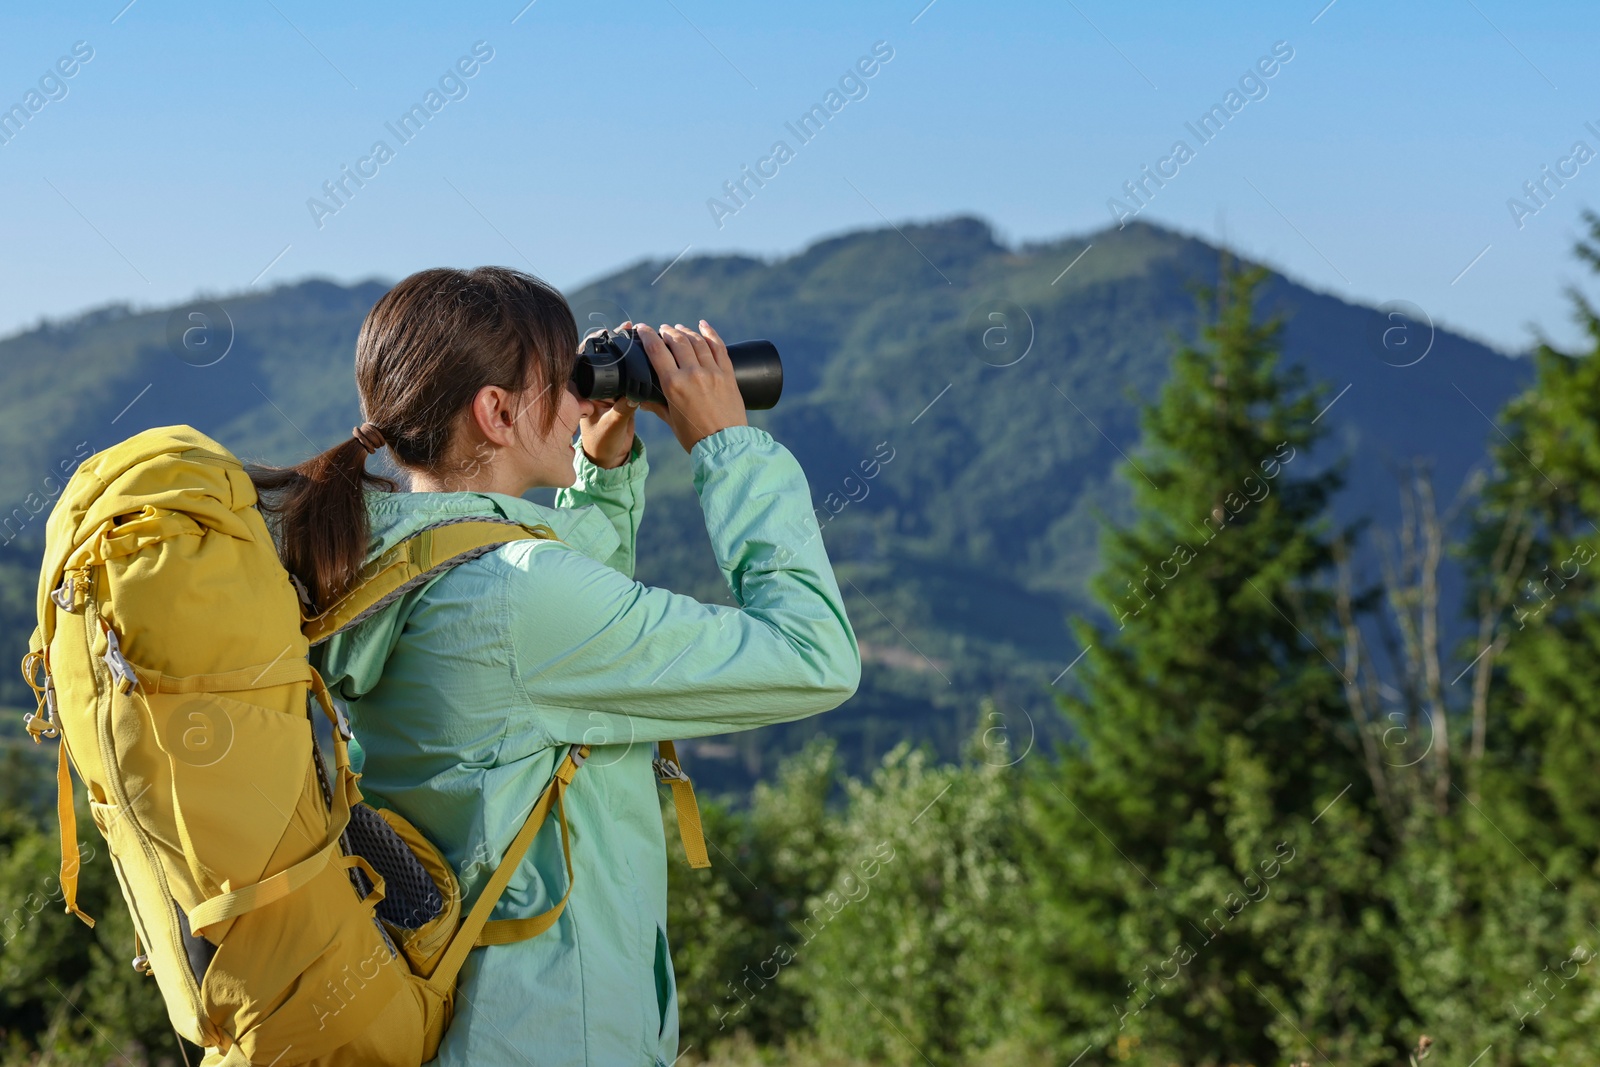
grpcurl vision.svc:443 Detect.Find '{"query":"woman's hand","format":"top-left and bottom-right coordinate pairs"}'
top-left (634, 320), bottom-right (748, 453)
top-left (576, 321), bottom-right (642, 469)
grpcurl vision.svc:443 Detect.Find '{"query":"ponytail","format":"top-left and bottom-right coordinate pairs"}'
top-left (249, 265), bottom-right (578, 612)
top-left (249, 435), bottom-right (397, 611)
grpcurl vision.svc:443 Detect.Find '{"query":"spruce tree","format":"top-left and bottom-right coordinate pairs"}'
top-left (1023, 262), bottom-right (1410, 1065)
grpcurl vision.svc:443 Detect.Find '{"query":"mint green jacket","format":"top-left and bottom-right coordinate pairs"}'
top-left (315, 425), bottom-right (860, 1066)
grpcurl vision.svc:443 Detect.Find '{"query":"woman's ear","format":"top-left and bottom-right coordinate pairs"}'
top-left (470, 385), bottom-right (519, 446)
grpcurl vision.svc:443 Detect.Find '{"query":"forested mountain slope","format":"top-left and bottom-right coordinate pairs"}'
top-left (0, 218), bottom-right (1525, 788)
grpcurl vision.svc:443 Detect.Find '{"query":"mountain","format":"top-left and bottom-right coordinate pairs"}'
top-left (0, 218), bottom-right (1528, 791)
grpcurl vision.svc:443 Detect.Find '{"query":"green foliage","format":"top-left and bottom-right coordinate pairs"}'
top-left (670, 739), bottom-right (843, 1050)
top-left (1384, 206), bottom-right (1600, 1066)
top-left (795, 728), bottom-right (1031, 1066)
top-left (0, 758), bottom-right (191, 1066)
top-left (0, 220), bottom-right (1525, 789)
top-left (668, 716), bottom-right (1036, 1067)
top-left (2, 224), bottom-right (1585, 1065)
top-left (1020, 263), bottom-right (1412, 1065)
top-left (1471, 214), bottom-right (1600, 844)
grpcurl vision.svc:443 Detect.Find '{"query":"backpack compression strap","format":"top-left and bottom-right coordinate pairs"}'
top-left (186, 670), bottom-right (365, 938)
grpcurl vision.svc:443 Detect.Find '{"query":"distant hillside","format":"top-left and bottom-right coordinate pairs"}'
top-left (0, 218), bottom-right (1528, 790)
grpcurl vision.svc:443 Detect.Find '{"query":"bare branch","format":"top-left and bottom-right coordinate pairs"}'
top-left (1414, 470), bottom-right (1450, 810)
top-left (1333, 534), bottom-right (1397, 825)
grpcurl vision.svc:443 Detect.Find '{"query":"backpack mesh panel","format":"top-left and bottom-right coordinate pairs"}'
top-left (343, 803), bottom-right (445, 930)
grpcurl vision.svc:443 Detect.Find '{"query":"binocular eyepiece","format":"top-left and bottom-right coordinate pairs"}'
top-left (571, 327), bottom-right (783, 410)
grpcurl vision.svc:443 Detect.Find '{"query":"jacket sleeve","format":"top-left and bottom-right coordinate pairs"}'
top-left (500, 425), bottom-right (861, 744)
top-left (551, 434), bottom-right (647, 579)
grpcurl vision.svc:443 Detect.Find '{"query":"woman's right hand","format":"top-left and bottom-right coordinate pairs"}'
top-left (633, 321), bottom-right (749, 453)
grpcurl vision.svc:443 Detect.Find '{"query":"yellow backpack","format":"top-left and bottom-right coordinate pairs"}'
top-left (21, 425), bottom-right (709, 1066)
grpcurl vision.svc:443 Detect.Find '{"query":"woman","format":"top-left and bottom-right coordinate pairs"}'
top-left (254, 266), bottom-right (860, 1065)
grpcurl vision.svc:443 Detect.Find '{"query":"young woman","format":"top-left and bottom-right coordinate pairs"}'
top-left (253, 266), bottom-right (860, 1065)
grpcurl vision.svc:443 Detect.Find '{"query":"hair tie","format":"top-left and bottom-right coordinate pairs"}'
top-left (352, 422), bottom-right (387, 455)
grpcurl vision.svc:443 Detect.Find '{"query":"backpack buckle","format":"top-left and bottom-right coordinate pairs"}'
top-left (23, 683), bottom-right (59, 740)
top-left (50, 577), bottom-right (75, 612)
top-left (289, 573), bottom-right (314, 612)
top-left (21, 651), bottom-right (58, 741)
top-left (50, 569), bottom-right (88, 613)
top-left (653, 755), bottom-right (686, 782)
top-left (23, 708), bottom-right (58, 741)
top-left (101, 625), bottom-right (139, 694)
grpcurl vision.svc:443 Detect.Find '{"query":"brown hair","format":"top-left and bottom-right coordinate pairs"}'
top-left (250, 266), bottom-right (579, 610)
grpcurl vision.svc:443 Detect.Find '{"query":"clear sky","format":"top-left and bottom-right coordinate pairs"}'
top-left (0, 0), bottom-right (1594, 354)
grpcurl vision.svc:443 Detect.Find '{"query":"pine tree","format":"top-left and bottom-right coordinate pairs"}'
top-left (1022, 262), bottom-right (1411, 1065)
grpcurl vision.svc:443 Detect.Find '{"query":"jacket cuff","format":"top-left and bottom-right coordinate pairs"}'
top-left (574, 434), bottom-right (646, 488)
top-left (690, 425), bottom-right (773, 467)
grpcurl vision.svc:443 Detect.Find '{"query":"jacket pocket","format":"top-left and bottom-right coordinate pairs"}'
top-left (654, 923), bottom-right (676, 1040)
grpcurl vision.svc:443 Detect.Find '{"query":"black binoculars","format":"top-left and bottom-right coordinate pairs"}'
top-left (571, 327), bottom-right (783, 410)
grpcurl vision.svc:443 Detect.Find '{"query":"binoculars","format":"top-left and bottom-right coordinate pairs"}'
top-left (571, 327), bottom-right (783, 410)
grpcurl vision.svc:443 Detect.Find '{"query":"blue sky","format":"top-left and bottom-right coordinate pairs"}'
top-left (0, 0), bottom-right (1594, 354)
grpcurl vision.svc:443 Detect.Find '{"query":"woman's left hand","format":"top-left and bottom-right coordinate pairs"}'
top-left (577, 321), bottom-right (641, 469)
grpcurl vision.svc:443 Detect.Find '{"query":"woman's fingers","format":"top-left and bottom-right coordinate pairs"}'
top-left (637, 321), bottom-right (724, 371)
top-left (631, 320), bottom-right (748, 451)
top-left (635, 323), bottom-right (680, 375)
top-left (657, 324), bottom-right (691, 367)
top-left (698, 319), bottom-right (732, 370)
top-left (660, 324), bottom-right (709, 369)
top-left (674, 323), bottom-right (716, 366)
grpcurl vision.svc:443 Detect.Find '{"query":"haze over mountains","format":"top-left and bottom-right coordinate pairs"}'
top-left (0, 218), bottom-right (1528, 789)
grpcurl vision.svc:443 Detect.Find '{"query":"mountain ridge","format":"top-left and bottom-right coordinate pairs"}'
top-left (7, 214), bottom-right (1526, 364)
top-left (0, 217), bottom-right (1529, 788)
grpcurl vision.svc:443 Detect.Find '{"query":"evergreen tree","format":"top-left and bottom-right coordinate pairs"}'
top-left (1022, 263), bottom-right (1411, 1065)
top-left (1471, 209), bottom-right (1600, 843)
top-left (1412, 208), bottom-right (1600, 1062)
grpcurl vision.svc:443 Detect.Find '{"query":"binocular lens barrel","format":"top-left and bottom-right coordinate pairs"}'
top-left (572, 329), bottom-right (783, 411)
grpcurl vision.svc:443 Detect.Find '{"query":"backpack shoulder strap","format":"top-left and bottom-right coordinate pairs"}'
top-left (309, 516), bottom-right (711, 989)
top-left (426, 743), bottom-right (589, 993)
top-left (305, 515), bottom-right (585, 987)
top-left (303, 518), bottom-right (561, 646)
top-left (457, 739), bottom-right (715, 964)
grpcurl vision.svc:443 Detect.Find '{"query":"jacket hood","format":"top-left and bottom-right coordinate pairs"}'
top-left (316, 488), bottom-right (621, 701)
